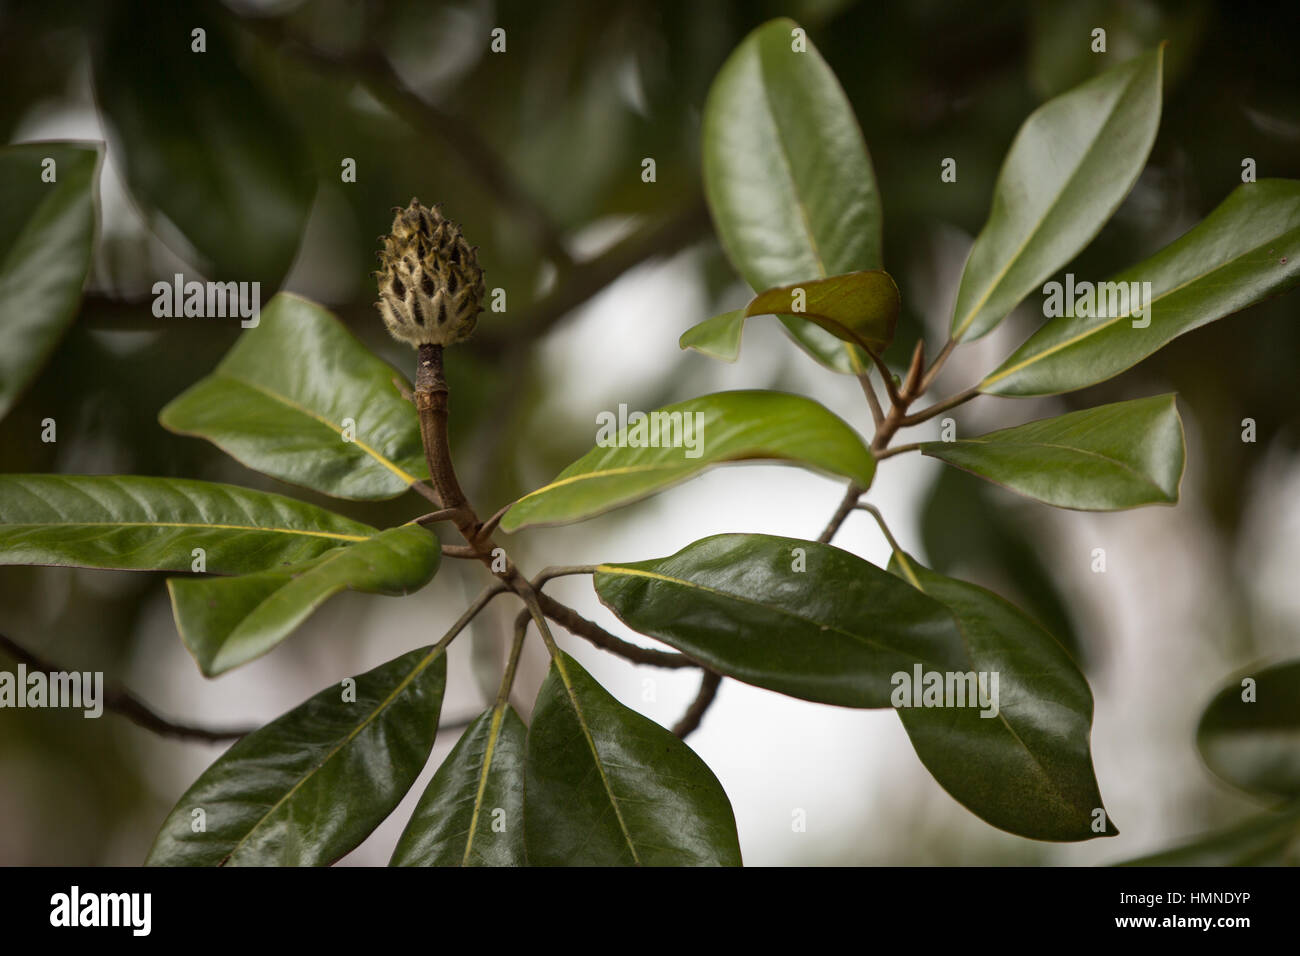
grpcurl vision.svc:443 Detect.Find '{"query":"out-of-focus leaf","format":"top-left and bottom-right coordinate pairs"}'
top-left (950, 48), bottom-right (1163, 341)
top-left (1198, 660), bottom-right (1300, 798)
top-left (524, 650), bottom-right (741, 866)
top-left (921, 394), bottom-right (1184, 510)
top-left (983, 180), bottom-right (1300, 396)
top-left (702, 17), bottom-right (882, 372)
top-left (1118, 802), bottom-right (1300, 866)
top-left (920, 465), bottom-right (1084, 663)
top-left (92, 0), bottom-right (313, 286)
top-left (0, 142), bottom-right (99, 420)
top-left (679, 309), bottom-right (745, 362)
top-left (501, 391), bottom-right (874, 531)
top-left (168, 524), bottom-right (441, 676)
top-left (390, 706), bottom-right (527, 866)
top-left (0, 474), bottom-right (373, 573)
top-left (595, 533), bottom-right (967, 707)
top-left (147, 645), bottom-right (446, 866)
top-left (887, 555), bottom-right (1115, 841)
top-left (161, 294), bottom-right (429, 500)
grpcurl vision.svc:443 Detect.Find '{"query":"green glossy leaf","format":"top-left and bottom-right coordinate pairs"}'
top-left (501, 391), bottom-right (875, 532)
top-left (1119, 802), bottom-right (1300, 866)
top-left (745, 270), bottom-right (899, 353)
top-left (0, 474), bottom-right (374, 573)
top-left (147, 645), bottom-right (446, 866)
top-left (160, 294), bottom-right (430, 500)
top-left (524, 650), bottom-right (741, 866)
top-left (921, 394), bottom-right (1184, 510)
top-left (0, 142), bottom-right (99, 420)
top-left (679, 309), bottom-right (744, 362)
top-left (1198, 660), bottom-right (1300, 798)
top-left (702, 17), bottom-right (882, 372)
top-left (950, 48), bottom-right (1163, 341)
top-left (887, 555), bottom-right (1115, 841)
top-left (983, 179), bottom-right (1300, 395)
top-left (390, 706), bottom-right (527, 866)
top-left (168, 524), bottom-right (440, 677)
top-left (92, 2), bottom-right (312, 286)
top-left (595, 533), bottom-right (968, 707)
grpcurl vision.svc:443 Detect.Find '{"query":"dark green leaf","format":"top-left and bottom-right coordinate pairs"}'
top-left (501, 391), bottom-right (874, 532)
top-left (950, 48), bottom-right (1163, 341)
top-left (390, 706), bottom-right (527, 866)
top-left (524, 650), bottom-right (741, 866)
top-left (887, 555), bottom-right (1115, 842)
top-left (147, 645), bottom-right (446, 866)
top-left (1118, 802), bottom-right (1300, 866)
top-left (92, 2), bottom-right (313, 286)
top-left (160, 294), bottom-right (430, 500)
top-left (595, 533), bottom-right (968, 707)
top-left (983, 179), bottom-right (1300, 395)
top-left (0, 142), bottom-right (99, 420)
top-left (744, 270), bottom-right (899, 353)
top-left (168, 524), bottom-right (440, 677)
top-left (702, 17), bottom-right (882, 372)
top-left (679, 309), bottom-right (744, 362)
top-left (1198, 659), bottom-right (1300, 798)
top-left (921, 394), bottom-right (1184, 510)
top-left (0, 474), bottom-right (374, 573)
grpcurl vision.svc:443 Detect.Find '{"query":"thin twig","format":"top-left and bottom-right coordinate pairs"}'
top-left (875, 442), bottom-right (923, 460)
top-left (414, 508), bottom-right (462, 527)
top-left (857, 373), bottom-right (885, 429)
top-left (672, 670), bottom-right (722, 739)
top-left (0, 632), bottom-right (254, 743)
top-left (532, 565), bottom-right (600, 587)
top-left (475, 501), bottom-right (513, 542)
top-left (818, 483), bottom-right (864, 544)
top-left (535, 592), bottom-right (695, 669)
top-left (898, 385), bottom-right (980, 427)
top-left (865, 348), bottom-right (903, 410)
top-left (855, 503), bottom-right (922, 589)
top-left (917, 337), bottom-right (957, 395)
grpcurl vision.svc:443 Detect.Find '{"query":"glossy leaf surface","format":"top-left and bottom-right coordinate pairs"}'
top-left (921, 394), bottom-right (1184, 510)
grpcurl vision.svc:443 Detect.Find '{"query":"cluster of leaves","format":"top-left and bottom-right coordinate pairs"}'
top-left (3, 14), bottom-right (1300, 865)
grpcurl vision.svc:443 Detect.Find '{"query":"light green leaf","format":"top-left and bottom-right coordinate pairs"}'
top-left (1118, 802), bottom-right (1300, 866)
top-left (168, 524), bottom-right (440, 677)
top-left (0, 474), bottom-right (374, 573)
top-left (983, 179), bottom-right (1300, 395)
top-left (921, 394), bottom-right (1184, 510)
top-left (524, 650), bottom-right (741, 866)
top-left (390, 706), bottom-right (527, 866)
top-left (92, 3), bottom-right (312, 286)
top-left (595, 533), bottom-right (968, 707)
top-left (887, 555), bottom-right (1116, 841)
top-left (744, 270), bottom-right (899, 353)
top-left (1198, 659), bottom-right (1300, 799)
top-left (501, 390), bottom-right (875, 532)
top-left (951, 48), bottom-right (1164, 341)
top-left (702, 17), bottom-right (882, 372)
top-left (680, 309), bottom-right (745, 362)
top-left (147, 645), bottom-right (446, 866)
top-left (160, 294), bottom-right (430, 500)
top-left (0, 142), bottom-right (99, 420)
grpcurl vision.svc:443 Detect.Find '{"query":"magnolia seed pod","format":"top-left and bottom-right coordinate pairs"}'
top-left (374, 199), bottom-right (485, 347)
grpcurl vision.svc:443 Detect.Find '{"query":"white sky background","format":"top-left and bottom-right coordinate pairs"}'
top-left (12, 52), bottom-right (1299, 868)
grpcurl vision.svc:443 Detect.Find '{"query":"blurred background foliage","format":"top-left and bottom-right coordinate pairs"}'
top-left (0, 0), bottom-right (1297, 864)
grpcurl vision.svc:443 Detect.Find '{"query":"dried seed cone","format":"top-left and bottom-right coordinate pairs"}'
top-left (374, 199), bottom-right (485, 347)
